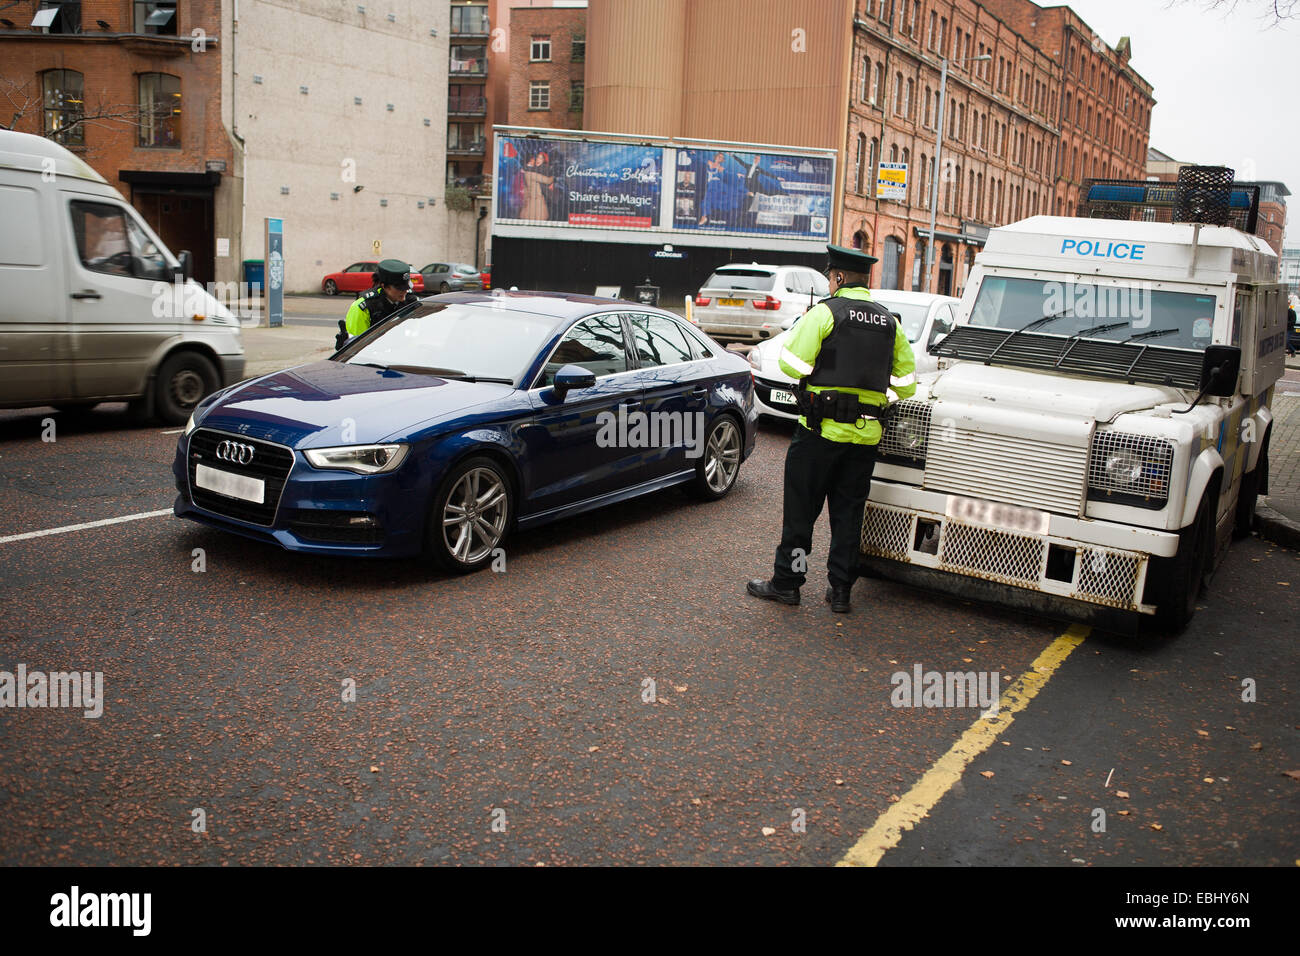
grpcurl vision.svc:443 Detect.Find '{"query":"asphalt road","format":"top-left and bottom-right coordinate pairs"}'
top-left (0, 405), bottom-right (1295, 866)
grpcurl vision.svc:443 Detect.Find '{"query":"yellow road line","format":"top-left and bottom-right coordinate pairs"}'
top-left (837, 624), bottom-right (1090, 867)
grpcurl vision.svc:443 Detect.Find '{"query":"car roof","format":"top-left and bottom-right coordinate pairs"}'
top-left (422, 289), bottom-right (686, 329)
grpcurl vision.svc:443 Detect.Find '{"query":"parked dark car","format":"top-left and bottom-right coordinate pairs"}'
top-left (173, 291), bottom-right (756, 572)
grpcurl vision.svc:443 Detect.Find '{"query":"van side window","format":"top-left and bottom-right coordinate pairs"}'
top-left (70, 202), bottom-right (133, 277)
top-left (70, 201), bottom-right (170, 280)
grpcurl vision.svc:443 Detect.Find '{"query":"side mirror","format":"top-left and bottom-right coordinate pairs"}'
top-left (1200, 344), bottom-right (1241, 397)
top-left (175, 250), bottom-right (193, 282)
top-left (551, 364), bottom-right (596, 400)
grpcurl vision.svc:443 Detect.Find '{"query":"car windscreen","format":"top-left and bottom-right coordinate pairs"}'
top-left (339, 303), bottom-right (552, 382)
top-left (703, 269), bottom-right (776, 292)
top-left (870, 299), bottom-right (930, 342)
top-left (969, 276), bottom-right (1218, 350)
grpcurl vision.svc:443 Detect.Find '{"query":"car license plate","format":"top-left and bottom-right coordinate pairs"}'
top-left (768, 388), bottom-right (798, 407)
top-left (196, 463), bottom-right (265, 504)
top-left (719, 297), bottom-right (745, 307)
top-left (945, 495), bottom-right (1048, 535)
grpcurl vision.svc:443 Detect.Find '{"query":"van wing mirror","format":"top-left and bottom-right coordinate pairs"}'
top-left (1200, 344), bottom-right (1240, 397)
top-left (175, 250), bottom-right (193, 282)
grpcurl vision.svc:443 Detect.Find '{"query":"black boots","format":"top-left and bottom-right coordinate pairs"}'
top-left (746, 579), bottom-right (801, 606)
top-left (826, 584), bottom-right (852, 613)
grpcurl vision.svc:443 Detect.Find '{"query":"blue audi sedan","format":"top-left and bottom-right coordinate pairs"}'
top-left (172, 291), bottom-right (756, 571)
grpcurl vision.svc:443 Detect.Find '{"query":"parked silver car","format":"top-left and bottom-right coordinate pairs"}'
top-left (747, 289), bottom-right (960, 420)
top-left (691, 263), bottom-right (829, 342)
top-left (419, 262), bottom-right (483, 293)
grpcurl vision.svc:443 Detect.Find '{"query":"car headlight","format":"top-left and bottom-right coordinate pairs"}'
top-left (879, 400), bottom-right (932, 463)
top-left (747, 348), bottom-right (762, 370)
top-left (1088, 432), bottom-right (1173, 505)
top-left (304, 444), bottom-right (409, 475)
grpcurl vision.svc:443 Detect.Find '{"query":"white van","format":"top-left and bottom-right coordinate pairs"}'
top-left (0, 130), bottom-right (243, 423)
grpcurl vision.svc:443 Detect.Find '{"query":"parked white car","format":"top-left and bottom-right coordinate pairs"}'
top-left (692, 263), bottom-right (829, 342)
top-left (746, 289), bottom-right (960, 420)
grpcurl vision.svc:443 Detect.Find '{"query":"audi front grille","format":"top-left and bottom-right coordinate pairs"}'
top-left (188, 428), bottom-right (295, 526)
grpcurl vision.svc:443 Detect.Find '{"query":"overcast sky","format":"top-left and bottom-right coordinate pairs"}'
top-left (1064, 0), bottom-right (1298, 245)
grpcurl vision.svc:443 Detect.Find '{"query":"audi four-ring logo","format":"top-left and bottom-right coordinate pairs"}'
top-left (215, 440), bottom-right (256, 465)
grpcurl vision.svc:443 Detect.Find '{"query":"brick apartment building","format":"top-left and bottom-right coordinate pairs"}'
top-left (448, 1), bottom-right (491, 190)
top-left (844, 0), bottom-right (1061, 295)
top-left (506, 4), bottom-right (586, 131)
top-left (982, 0), bottom-right (1154, 219)
top-left (1, 0), bottom-right (231, 284)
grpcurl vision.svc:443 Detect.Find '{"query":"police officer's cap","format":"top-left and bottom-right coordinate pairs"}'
top-left (825, 244), bottom-right (878, 276)
top-left (375, 259), bottom-right (412, 288)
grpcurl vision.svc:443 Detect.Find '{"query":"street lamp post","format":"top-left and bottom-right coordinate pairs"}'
top-left (924, 53), bottom-right (991, 294)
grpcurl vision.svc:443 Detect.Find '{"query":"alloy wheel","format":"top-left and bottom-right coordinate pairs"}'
top-left (441, 466), bottom-right (509, 564)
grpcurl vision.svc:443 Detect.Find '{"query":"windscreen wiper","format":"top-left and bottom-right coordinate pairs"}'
top-left (986, 310), bottom-right (1074, 362)
top-left (1122, 327), bottom-right (1179, 343)
top-left (1053, 321), bottom-right (1130, 367)
top-left (386, 366), bottom-right (515, 384)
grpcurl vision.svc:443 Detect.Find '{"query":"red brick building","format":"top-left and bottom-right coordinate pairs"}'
top-left (0, 1), bottom-right (231, 283)
top-left (506, 5), bottom-right (587, 131)
top-left (844, 0), bottom-right (1062, 295)
top-left (982, 0), bottom-right (1154, 219)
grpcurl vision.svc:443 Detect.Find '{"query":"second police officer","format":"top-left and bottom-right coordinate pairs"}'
top-left (334, 259), bottom-right (421, 350)
top-left (747, 244), bottom-right (917, 614)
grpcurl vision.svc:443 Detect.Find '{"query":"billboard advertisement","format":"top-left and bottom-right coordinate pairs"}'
top-left (672, 148), bottom-right (832, 240)
top-left (496, 135), bottom-right (663, 228)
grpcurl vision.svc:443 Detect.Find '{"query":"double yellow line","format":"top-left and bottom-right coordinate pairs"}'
top-left (838, 625), bottom-right (1089, 867)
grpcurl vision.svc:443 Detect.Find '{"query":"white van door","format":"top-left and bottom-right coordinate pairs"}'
top-left (63, 195), bottom-right (178, 400)
top-left (0, 181), bottom-right (74, 405)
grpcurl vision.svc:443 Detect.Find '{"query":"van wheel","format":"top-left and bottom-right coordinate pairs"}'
top-left (1234, 431), bottom-right (1269, 538)
top-left (426, 456), bottom-right (513, 573)
top-left (1154, 493), bottom-right (1213, 633)
top-left (324, 280), bottom-right (338, 295)
top-left (156, 351), bottom-right (218, 425)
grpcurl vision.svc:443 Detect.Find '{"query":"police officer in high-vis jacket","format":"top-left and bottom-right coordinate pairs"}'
top-left (334, 259), bottom-right (420, 349)
top-left (747, 244), bottom-right (916, 614)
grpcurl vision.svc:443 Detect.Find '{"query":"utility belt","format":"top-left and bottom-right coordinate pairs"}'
top-left (795, 387), bottom-right (882, 430)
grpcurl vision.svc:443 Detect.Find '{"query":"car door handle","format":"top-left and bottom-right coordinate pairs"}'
top-left (691, 387), bottom-right (708, 397)
top-left (619, 399), bottom-right (642, 410)
top-left (71, 290), bottom-right (101, 300)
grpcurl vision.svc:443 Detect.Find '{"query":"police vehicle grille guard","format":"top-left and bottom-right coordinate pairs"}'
top-left (924, 425), bottom-right (1089, 516)
top-left (879, 400), bottom-right (933, 462)
top-left (861, 503), bottom-right (1146, 611)
top-left (932, 326), bottom-right (1204, 390)
top-left (188, 428), bottom-right (295, 527)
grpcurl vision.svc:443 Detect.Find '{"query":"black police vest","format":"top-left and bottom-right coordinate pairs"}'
top-left (805, 294), bottom-right (896, 395)
top-left (359, 287), bottom-right (417, 326)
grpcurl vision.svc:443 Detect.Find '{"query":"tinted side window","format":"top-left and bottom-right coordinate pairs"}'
top-left (540, 314), bottom-right (629, 386)
top-left (628, 313), bottom-right (694, 368)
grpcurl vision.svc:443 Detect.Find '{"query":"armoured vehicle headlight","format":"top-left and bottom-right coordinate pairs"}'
top-left (1088, 432), bottom-right (1174, 505)
top-left (880, 400), bottom-right (933, 463)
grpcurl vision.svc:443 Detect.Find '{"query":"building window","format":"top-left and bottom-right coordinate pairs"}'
top-left (871, 62), bottom-right (883, 106)
top-left (901, 147), bottom-right (910, 201)
top-left (528, 81), bottom-right (550, 110)
top-left (450, 4), bottom-right (489, 34)
top-left (860, 56), bottom-right (869, 102)
top-left (905, 78), bottom-right (913, 119)
top-left (927, 10), bottom-right (936, 49)
top-left (893, 72), bottom-right (903, 114)
top-left (571, 35), bottom-right (586, 61)
top-left (32, 1), bottom-right (82, 33)
top-left (133, 1), bottom-right (176, 36)
top-left (41, 69), bottom-right (84, 146)
top-left (138, 72), bottom-right (181, 148)
top-left (569, 81), bottom-right (584, 111)
top-left (918, 152), bottom-right (928, 208)
top-left (530, 36), bottom-right (551, 61)
top-left (909, 1), bottom-right (918, 37)
top-left (450, 45), bottom-right (487, 75)
top-left (855, 133), bottom-right (867, 194)
top-left (869, 138), bottom-right (879, 193)
top-left (448, 122), bottom-right (484, 151)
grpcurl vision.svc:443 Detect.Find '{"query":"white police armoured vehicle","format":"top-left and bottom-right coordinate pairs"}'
top-left (862, 172), bottom-right (1287, 632)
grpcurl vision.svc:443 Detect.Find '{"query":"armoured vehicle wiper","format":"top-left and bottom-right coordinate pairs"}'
top-left (1073, 321), bottom-right (1130, 338)
top-left (1122, 327), bottom-right (1179, 343)
top-left (987, 310), bottom-right (1074, 361)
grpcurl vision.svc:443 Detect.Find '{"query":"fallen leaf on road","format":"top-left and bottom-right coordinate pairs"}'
top-left (962, 658), bottom-right (973, 663)
top-left (1279, 582), bottom-right (1290, 586)
top-left (1283, 770), bottom-right (1300, 781)
top-left (1061, 760), bottom-right (1073, 766)
top-left (887, 794), bottom-right (901, 803)
top-left (761, 827), bottom-right (776, 836)
top-left (691, 798), bottom-right (702, 806)
top-left (1151, 823), bottom-right (1163, 831)
top-left (1117, 810), bottom-right (1130, 816)
top-left (1196, 730), bottom-right (1210, 737)
top-left (588, 746), bottom-right (599, 753)
top-left (1250, 742), bottom-right (1263, 751)
top-left (1116, 790), bottom-right (1130, 799)
top-left (834, 778), bottom-right (845, 786)
top-left (980, 770), bottom-right (995, 778)
top-left (673, 685), bottom-right (687, 693)
top-left (369, 766), bottom-right (380, 773)
top-left (1202, 777), bottom-right (1215, 784)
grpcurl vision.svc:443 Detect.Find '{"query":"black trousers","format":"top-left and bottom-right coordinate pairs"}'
top-left (772, 424), bottom-right (878, 590)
